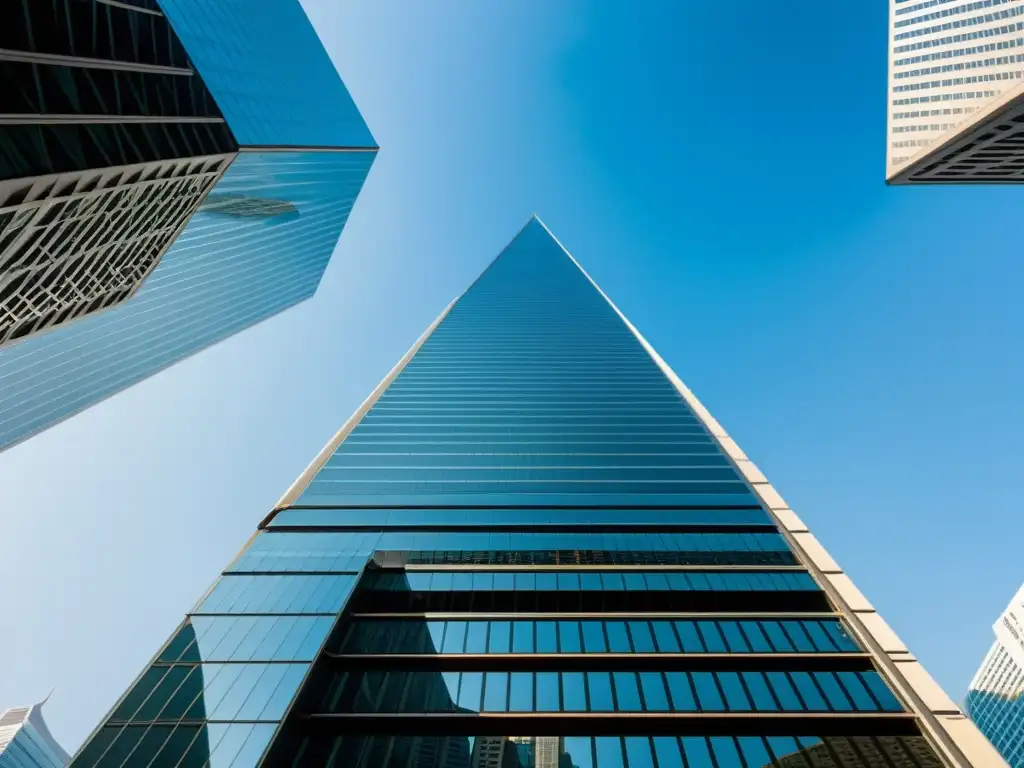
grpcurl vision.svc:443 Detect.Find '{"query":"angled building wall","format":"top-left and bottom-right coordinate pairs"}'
top-left (0, 700), bottom-right (70, 768)
top-left (0, 0), bottom-right (376, 451)
top-left (69, 219), bottom-right (1000, 768)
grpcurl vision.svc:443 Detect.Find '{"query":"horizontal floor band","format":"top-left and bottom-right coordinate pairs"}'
top-left (298, 712), bottom-right (922, 737)
top-left (348, 618), bottom-right (843, 622)
top-left (398, 565), bottom-right (806, 572)
top-left (266, 524), bottom-right (780, 534)
top-left (323, 652), bottom-right (875, 672)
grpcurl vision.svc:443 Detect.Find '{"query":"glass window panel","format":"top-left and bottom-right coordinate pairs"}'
top-left (229, 724), bottom-right (276, 768)
top-left (653, 737), bottom-right (683, 768)
top-left (458, 672), bottom-right (483, 712)
top-left (494, 573), bottom-right (514, 591)
top-left (452, 573), bottom-right (474, 591)
top-left (558, 572), bottom-right (580, 590)
top-left (135, 665), bottom-right (190, 721)
top-left (442, 622), bottom-right (467, 654)
top-left (675, 622), bottom-right (704, 652)
top-left (804, 621), bottom-right (838, 651)
top-left (207, 723), bottom-right (255, 768)
top-left (822, 620), bottom-right (860, 652)
top-left (644, 573), bottom-right (670, 591)
top-left (717, 672), bottom-right (751, 711)
top-left (709, 737), bottom-right (744, 768)
top-left (466, 622), bottom-right (488, 654)
top-left (737, 737), bottom-right (773, 768)
top-left (625, 737), bottom-right (655, 768)
top-left (681, 737), bottom-right (714, 768)
top-left (426, 621), bottom-right (446, 654)
top-left (860, 671), bottom-right (904, 711)
top-left (489, 622), bottom-right (511, 653)
top-left (651, 622), bottom-right (680, 653)
top-left (692, 672), bottom-right (725, 711)
top-left (112, 667), bottom-right (167, 721)
top-left (782, 622), bottom-right (815, 652)
top-left (588, 672), bottom-right (614, 712)
top-left (639, 672), bottom-right (669, 712)
top-left (439, 672), bottom-right (461, 713)
top-left (813, 672), bottom-right (854, 711)
top-left (581, 572), bottom-right (604, 591)
top-left (537, 621), bottom-right (558, 653)
top-left (665, 673), bottom-right (696, 711)
top-left (560, 622), bottom-right (582, 653)
top-left (472, 572), bottom-right (494, 591)
top-left (834, 672), bottom-right (877, 711)
top-left (564, 737), bottom-right (594, 768)
top-left (627, 622), bottom-right (655, 653)
top-left (160, 667), bottom-right (204, 720)
top-left (697, 621), bottom-right (727, 652)
top-left (125, 725), bottom-right (175, 766)
top-left (514, 572), bottom-right (536, 591)
top-left (564, 672), bottom-right (587, 711)
top-left (431, 573), bottom-right (453, 592)
top-left (719, 622), bottom-right (750, 652)
top-left (537, 672), bottom-right (560, 712)
top-left (265, 616), bottom-right (308, 662)
top-left (613, 672), bottom-right (642, 712)
top-left (209, 664), bottom-right (268, 720)
top-left (537, 573), bottom-right (558, 590)
top-left (259, 664), bottom-right (307, 720)
top-left (594, 737), bottom-right (624, 768)
top-left (607, 622), bottom-right (631, 652)
top-left (601, 572), bottom-right (625, 590)
top-left (790, 672), bottom-right (828, 710)
top-left (739, 621), bottom-right (772, 653)
top-left (513, 622), bottom-right (534, 653)
top-left (583, 622), bottom-right (608, 653)
top-left (509, 672), bottom-right (533, 712)
top-left (483, 672), bottom-right (508, 712)
top-left (623, 573), bottom-right (647, 591)
top-left (762, 621), bottom-right (795, 652)
top-left (741, 672), bottom-right (778, 711)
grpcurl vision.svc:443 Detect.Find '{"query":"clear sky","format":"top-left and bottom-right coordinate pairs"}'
top-left (1, 0), bottom-right (1022, 752)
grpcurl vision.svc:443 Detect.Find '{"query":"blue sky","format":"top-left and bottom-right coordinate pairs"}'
top-left (1, 0), bottom-right (1023, 751)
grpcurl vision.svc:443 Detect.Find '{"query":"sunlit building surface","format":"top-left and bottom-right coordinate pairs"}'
top-left (0, 0), bottom-right (375, 451)
top-left (886, 0), bottom-right (1024, 183)
top-left (966, 583), bottom-right (1024, 766)
top-left (0, 700), bottom-right (69, 768)
top-left (69, 219), bottom-right (1003, 767)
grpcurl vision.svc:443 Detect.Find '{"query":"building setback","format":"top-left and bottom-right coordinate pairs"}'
top-left (0, 0), bottom-right (376, 451)
top-left (886, 0), bottom-right (1024, 184)
top-left (966, 583), bottom-right (1024, 767)
top-left (68, 218), bottom-right (1003, 767)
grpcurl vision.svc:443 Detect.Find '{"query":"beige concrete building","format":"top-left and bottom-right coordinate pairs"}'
top-left (886, 0), bottom-right (1024, 183)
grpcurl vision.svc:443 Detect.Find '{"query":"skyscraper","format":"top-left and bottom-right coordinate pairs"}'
top-left (885, 0), bottom-right (1024, 183)
top-left (966, 583), bottom-right (1024, 767)
top-left (0, 699), bottom-right (70, 768)
top-left (0, 0), bottom-right (375, 451)
top-left (68, 218), bottom-right (1003, 767)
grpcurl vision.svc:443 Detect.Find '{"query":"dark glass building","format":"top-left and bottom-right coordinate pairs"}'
top-left (0, 0), bottom-right (375, 450)
top-left (68, 219), bottom-right (1001, 767)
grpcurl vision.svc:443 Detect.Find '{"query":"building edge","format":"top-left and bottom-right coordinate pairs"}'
top-left (532, 215), bottom-right (1007, 768)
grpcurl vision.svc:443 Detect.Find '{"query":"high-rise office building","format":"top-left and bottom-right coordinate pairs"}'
top-left (0, 0), bottom-right (375, 451)
top-left (885, 0), bottom-right (1024, 183)
top-left (68, 218), bottom-right (1003, 767)
top-left (0, 699), bottom-right (70, 767)
top-left (965, 583), bottom-right (1024, 766)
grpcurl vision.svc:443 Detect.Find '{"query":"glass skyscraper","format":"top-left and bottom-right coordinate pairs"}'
top-left (0, 700), bottom-right (70, 768)
top-left (68, 218), bottom-right (1002, 767)
top-left (0, 0), bottom-right (375, 451)
top-left (965, 583), bottom-right (1024, 766)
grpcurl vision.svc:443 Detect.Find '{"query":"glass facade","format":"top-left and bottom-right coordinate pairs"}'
top-left (0, 702), bottom-right (70, 768)
top-left (965, 583), bottom-right (1024, 766)
top-left (0, 0), bottom-right (376, 449)
top-left (70, 219), bottom-right (954, 767)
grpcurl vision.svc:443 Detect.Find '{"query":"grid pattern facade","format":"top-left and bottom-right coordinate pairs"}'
top-left (0, 0), bottom-right (239, 346)
top-left (886, 0), bottom-right (1024, 180)
top-left (0, 704), bottom-right (70, 768)
top-left (0, 0), bottom-right (377, 449)
top-left (966, 644), bottom-right (1024, 766)
top-left (965, 584), bottom-right (1024, 766)
top-left (0, 149), bottom-right (374, 450)
top-left (0, 153), bottom-right (233, 349)
top-left (70, 219), bottom-right (958, 768)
